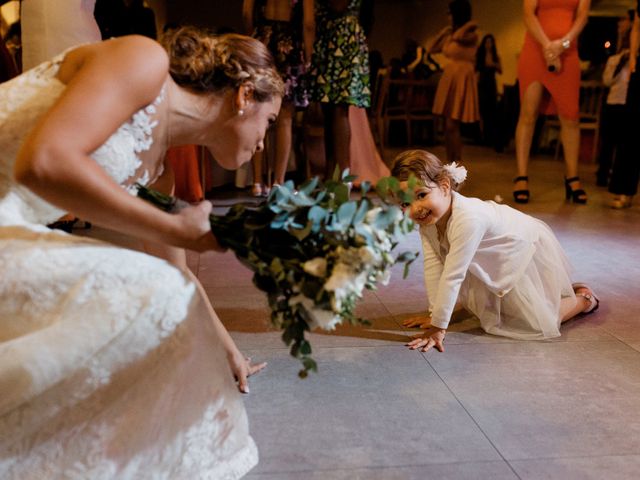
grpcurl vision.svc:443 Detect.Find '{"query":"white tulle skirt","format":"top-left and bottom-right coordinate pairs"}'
top-left (0, 226), bottom-right (257, 479)
top-left (459, 220), bottom-right (575, 340)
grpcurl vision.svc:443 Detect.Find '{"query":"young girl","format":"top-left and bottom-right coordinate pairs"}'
top-left (391, 150), bottom-right (599, 353)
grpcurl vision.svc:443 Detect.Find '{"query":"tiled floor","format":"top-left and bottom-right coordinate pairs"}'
top-left (195, 145), bottom-right (640, 479)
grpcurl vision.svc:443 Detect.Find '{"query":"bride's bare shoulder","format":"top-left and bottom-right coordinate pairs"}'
top-left (57, 36), bottom-right (169, 88)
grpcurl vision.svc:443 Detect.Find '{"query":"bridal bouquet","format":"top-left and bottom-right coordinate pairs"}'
top-left (138, 172), bottom-right (417, 377)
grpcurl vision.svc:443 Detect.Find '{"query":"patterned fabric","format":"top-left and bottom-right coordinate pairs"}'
top-left (310, 0), bottom-right (371, 108)
top-left (253, 0), bottom-right (309, 107)
top-left (0, 51), bottom-right (258, 479)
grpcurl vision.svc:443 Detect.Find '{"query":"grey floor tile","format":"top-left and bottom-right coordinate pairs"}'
top-left (195, 145), bottom-right (640, 477)
top-left (425, 341), bottom-right (640, 460)
top-left (243, 346), bottom-right (502, 474)
top-left (246, 460), bottom-right (518, 479)
top-left (511, 454), bottom-right (640, 480)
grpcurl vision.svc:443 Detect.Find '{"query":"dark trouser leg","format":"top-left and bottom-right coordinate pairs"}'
top-left (609, 69), bottom-right (640, 196)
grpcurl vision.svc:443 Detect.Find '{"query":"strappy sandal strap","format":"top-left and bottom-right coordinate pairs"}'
top-left (573, 283), bottom-right (600, 314)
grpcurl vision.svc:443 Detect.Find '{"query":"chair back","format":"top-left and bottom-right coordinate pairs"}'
top-left (578, 81), bottom-right (607, 123)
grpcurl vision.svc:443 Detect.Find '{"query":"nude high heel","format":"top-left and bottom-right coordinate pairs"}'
top-left (609, 194), bottom-right (633, 209)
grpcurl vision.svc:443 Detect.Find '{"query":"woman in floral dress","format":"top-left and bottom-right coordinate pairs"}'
top-left (309, 0), bottom-right (371, 177)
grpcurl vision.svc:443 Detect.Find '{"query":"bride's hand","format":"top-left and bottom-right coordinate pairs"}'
top-left (174, 201), bottom-right (224, 252)
top-left (228, 347), bottom-right (267, 394)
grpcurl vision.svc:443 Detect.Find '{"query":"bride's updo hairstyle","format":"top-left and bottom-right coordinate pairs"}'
top-left (391, 149), bottom-right (466, 191)
top-left (162, 26), bottom-right (284, 101)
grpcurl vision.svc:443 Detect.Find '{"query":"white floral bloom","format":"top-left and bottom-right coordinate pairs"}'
top-left (309, 307), bottom-right (341, 330)
top-left (289, 294), bottom-right (314, 310)
top-left (358, 246), bottom-right (376, 264)
top-left (303, 257), bottom-right (328, 277)
top-left (443, 161), bottom-right (468, 184)
top-left (289, 294), bottom-right (341, 330)
top-left (374, 232), bottom-right (393, 252)
top-left (325, 262), bottom-right (354, 292)
top-left (365, 207), bottom-right (382, 224)
top-left (379, 269), bottom-right (391, 286)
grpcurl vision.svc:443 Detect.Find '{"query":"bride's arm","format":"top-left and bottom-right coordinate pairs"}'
top-left (142, 166), bottom-right (266, 393)
top-left (14, 36), bottom-right (219, 252)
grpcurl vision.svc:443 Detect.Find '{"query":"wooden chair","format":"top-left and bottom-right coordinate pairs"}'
top-left (372, 73), bottom-right (439, 155)
top-left (542, 81), bottom-right (608, 163)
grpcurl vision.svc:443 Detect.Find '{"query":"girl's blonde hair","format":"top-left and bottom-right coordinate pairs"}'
top-left (161, 26), bottom-right (284, 101)
top-left (391, 149), bottom-right (465, 191)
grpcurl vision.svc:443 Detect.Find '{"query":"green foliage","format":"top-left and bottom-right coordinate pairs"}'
top-left (137, 173), bottom-right (417, 377)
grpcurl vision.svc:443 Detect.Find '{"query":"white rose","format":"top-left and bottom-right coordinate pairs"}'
top-left (324, 263), bottom-right (354, 292)
top-left (288, 294), bottom-right (340, 330)
top-left (303, 257), bottom-right (327, 277)
top-left (289, 293), bottom-right (315, 310)
top-left (309, 307), bottom-right (341, 330)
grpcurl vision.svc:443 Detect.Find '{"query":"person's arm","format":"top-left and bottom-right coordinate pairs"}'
top-left (545, 0), bottom-right (590, 60)
top-left (522, 0), bottom-right (551, 47)
top-left (14, 36), bottom-right (219, 253)
top-left (303, 0), bottom-right (315, 65)
top-left (493, 54), bottom-right (503, 74)
top-left (407, 209), bottom-right (487, 354)
top-left (425, 26), bottom-right (453, 55)
top-left (430, 210), bottom-right (487, 330)
top-left (631, 11), bottom-right (639, 73)
top-left (406, 46), bottom-right (424, 73)
top-left (402, 229), bottom-right (441, 328)
top-left (452, 21), bottom-right (479, 46)
top-left (242, 0), bottom-right (255, 34)
top-left (602, 53), bottom-right (622, 86)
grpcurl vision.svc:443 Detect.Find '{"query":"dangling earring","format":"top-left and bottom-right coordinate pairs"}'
top-left (238, 109), bottom-right (244, 116)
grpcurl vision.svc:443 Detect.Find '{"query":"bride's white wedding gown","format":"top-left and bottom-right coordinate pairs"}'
top-left (0, 52), bottom-right (258, 479)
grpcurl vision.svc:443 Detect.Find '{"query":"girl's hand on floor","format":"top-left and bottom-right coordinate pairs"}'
top-left (402, 315), bottom-right (432, 329)
top-left (406, 328), bottom-right (446, 353)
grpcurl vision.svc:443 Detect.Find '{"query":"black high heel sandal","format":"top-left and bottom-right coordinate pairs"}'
top-left (564, 176), bottom-right (587, 204)
top-left (513, 176), bottom-right (530, 204)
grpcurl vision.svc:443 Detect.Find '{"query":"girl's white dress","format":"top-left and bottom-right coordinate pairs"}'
top-left (0, 54), bottom-right (258, 478)
top-left (421, 192), bottom-right (575, 339)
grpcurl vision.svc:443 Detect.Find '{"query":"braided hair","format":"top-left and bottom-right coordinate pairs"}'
top-left (161, 26), bottom-right (284, 102)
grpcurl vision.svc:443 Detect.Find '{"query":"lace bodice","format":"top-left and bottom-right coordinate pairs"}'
top-left (0, 50), bottom-right (166, 227)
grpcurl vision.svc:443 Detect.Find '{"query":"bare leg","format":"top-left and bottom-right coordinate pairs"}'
top-left (560, 287), bottom-right (592, 323)
top-left (444, 117), bottom-right (462, 162)
top-left (273, 102), bottom-right (294, 185)
top-left (514, 82), bottom-right (544, 192)
top-left (322, 103), bottom-right (351, 177)
top-left (558, 115), bottom-right (586, 200)
top-left (141, 168), bottom-right (266, 392)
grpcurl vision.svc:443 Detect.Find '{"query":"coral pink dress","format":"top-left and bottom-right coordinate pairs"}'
top-left (349, 106), bottom-right (390, 186)
top-left (517, 0), bottom-right (581, 120)
top-left (166, 145), bottom-right (204, 202)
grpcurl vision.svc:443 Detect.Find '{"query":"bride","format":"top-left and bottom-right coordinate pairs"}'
top-left (0, 27), bottom-right (283, 478)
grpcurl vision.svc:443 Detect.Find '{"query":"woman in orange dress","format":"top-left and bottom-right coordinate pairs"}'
top-left (430, 0), bottom-right (480, 164)
top-left (513, 0), bottom-right (590, 204)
